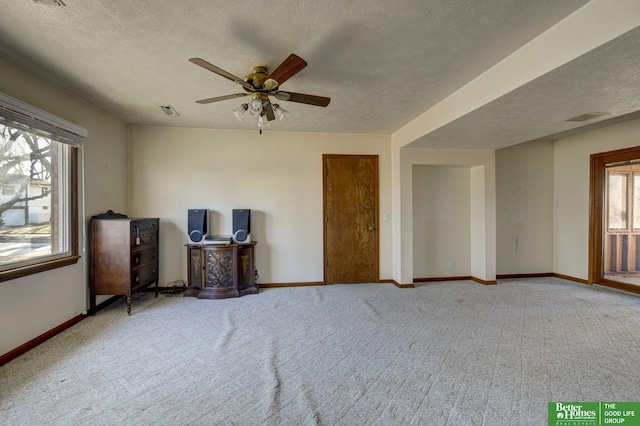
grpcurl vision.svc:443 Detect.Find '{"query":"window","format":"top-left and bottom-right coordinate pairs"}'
top-left (0, 92), bottom-right (86, 282)
top-left (633, 173), bottom-right (640, 230)
top-left (607, 173), bottom-right (628, 230)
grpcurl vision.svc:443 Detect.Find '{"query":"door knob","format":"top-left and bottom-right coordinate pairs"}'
top-left (368, 226), bottom-right (376, 231)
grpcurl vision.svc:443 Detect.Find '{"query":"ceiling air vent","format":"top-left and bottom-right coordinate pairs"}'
top-left (158, 105), bottom-right (180, 116)
top-left (565, 112), bottom-right (610, 122)
top-left (32, 0), bottom-right (66, 6)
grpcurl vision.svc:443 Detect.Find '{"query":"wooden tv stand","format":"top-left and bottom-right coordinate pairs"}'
top-left (184, 242), bottom-right (257, 299)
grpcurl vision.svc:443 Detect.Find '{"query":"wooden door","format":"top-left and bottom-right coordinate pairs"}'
top-left (323, 154), bottom-right (379, 284)
top-left (590, 146), bottom-right (640, 294)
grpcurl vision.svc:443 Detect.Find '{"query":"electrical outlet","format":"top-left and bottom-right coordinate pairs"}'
top-left (449, 262), bottom-right (455, 271)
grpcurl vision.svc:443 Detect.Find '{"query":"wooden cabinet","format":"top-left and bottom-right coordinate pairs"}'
top-left (90, 213), bottom-right (160, 314)
top-left (185, 242), bottom-right (257, 299)
top-left (237, 243), bottom-right (257, 296)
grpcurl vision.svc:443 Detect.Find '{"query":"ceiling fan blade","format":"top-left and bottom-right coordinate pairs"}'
top-left (274, 91), bottom-right (331, 107)
top-left (267, 54), bottom-right (308, 86)
top-left (189, 58), bottom-right (254, 92)
top-left (195, 93), bottom-right (250, 104)
top-left (264, 100), bottom-right (276, 121)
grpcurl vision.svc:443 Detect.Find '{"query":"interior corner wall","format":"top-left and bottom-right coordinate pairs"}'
top-left (391, 139), bottom-right (403, 284)
top-left (470, 166), bottom-right (487, 279)
top-left (412, 165), bottom-right (471, 278)
top-left (553, 117), bottom-right (640, 280)
top-left (127, 126), bottom-right (392, 286)
top-left (400, 148), bottom-right (496, 283)
top-left (495, 140), bottom-right (554, 275)
top-left (0, 55), bottom-right (129, 357)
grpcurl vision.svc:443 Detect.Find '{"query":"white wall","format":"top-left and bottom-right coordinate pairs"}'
top-left (470, 166), bottom-right (487, 279)
top-left (399, 148), bottom-right (496, 284)
top-left (128, 126), bottom-right (392, 285)
top-left (554, 117), bottom-right (640, 280)
top-left (412, 166), bottom-right (471, 278)
top-left (496, 140), bottom-right (554, 274)
top-left (0, 55), bottom-right (129, 357)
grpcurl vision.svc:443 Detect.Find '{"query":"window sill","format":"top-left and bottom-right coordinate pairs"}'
top-left (0, 255), bottom-right (81, 283)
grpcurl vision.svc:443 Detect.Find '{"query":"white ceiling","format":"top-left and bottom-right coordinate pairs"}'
top-left (0, 0), bottom-right (638, 149)
top-left (408, 24), bottom-right (640, 149)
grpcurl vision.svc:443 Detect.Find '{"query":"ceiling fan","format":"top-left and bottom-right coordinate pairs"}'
top-left (189, 54), bottom-right (330, 131)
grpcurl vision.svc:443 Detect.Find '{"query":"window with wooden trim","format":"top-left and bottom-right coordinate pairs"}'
top-left (0, 92), bottom-right (86, 282)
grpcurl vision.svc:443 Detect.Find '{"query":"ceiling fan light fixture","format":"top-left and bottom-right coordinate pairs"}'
top-left (257, 114), bottom-right (269, 129)
top-left (248, 98), bottom-right (263, 116)
top-left (233, 103), bottom-right (248, 121)
top-left (189, 54), bottom-right (329, 134)
top-left (273, 104), bottom-right (289, 121)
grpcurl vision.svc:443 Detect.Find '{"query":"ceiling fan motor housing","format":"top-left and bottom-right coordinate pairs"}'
top-left (244, 66), bottom-right (269, 91)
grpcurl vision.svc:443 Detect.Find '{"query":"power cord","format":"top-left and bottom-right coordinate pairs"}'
top-left (160, 280), bottom-right (187, 297)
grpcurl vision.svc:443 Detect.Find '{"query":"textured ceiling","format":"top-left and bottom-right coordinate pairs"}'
top-left (2, 0), bottom-right (637, 149)
top-left (407, 25), bottom-right (640, 149)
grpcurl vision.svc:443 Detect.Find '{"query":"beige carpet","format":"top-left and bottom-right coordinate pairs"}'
top-left (1, 278), bottom-right (639, 425)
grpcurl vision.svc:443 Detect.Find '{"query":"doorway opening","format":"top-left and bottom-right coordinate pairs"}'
top-left (589, 146), bottom-right (640, 294)
top-left (603, 162), bottom-right (640, 285)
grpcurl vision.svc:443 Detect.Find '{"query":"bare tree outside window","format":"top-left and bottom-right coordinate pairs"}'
top-left (0, 124), bottom-right (61, 265)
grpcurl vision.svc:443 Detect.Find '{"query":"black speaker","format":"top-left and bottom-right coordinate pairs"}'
top-left (232, 209), bottom-right (251, 243)
top-left (187, 209), bottom-right (208, 244)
